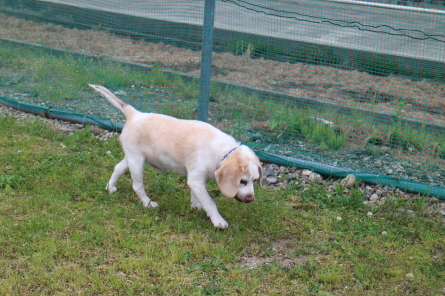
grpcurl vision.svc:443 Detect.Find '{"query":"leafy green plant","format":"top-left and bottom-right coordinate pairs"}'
top-left (298, 181), bottom-right (366, 210)
top-left (354, 55), bottom-right (406, 77)
top-left (388, 118), bottom-right (427, 152)
top-left (63, 124), bottom-right (99, 150)
top-left (0, 170), bottom-right (25, 190)
top-left (290, 44), bottom-right (343, 66)
top-left (268, 104), bottom-right (347, 150)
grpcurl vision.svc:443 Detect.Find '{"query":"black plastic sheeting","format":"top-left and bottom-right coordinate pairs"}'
top-left (2, 95), bottom-right (444, 200)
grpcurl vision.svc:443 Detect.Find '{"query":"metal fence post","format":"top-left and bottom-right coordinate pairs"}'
top-left (198, 0), bottom-right (216, 122)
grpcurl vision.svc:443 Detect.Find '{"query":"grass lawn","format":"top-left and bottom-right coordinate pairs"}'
top-left (0, 115), bottom-right (444, 295)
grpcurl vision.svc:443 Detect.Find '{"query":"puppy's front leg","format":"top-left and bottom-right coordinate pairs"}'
top-left (187, 176), bottom-right (228, 229)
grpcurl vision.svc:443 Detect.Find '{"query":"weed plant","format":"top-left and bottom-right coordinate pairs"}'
top-left (265, 101), bottom-right (347, 150)
top-left (1, 113), bottom-right (444, 295)
top-left (224, 39), bottom-right (283, 59)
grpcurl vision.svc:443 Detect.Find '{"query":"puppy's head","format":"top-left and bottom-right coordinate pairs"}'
top-left (215, 146), bottom-right (263, 203)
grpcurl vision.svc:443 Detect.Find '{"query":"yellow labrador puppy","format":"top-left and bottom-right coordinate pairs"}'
top-left (90, 85), bottom-right (262, 228)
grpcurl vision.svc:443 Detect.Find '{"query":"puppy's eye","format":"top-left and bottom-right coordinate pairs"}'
top-left (240, 180), bottom-right (248, 186)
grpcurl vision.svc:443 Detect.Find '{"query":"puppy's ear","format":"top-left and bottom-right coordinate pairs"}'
top-left (215, 162), bottom-right (244, 198)
top-left (257, 164), bottom-right (264, 188)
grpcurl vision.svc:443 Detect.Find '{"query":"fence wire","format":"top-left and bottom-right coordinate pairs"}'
top-left (1, 0), bottom-right (445, 196)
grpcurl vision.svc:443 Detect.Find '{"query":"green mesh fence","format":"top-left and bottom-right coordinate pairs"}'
top-left (1, 0), bottom-right (445, 197)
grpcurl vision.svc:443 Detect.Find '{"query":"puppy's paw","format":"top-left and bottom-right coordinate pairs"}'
top-left (191, 203), bottom-right (203, 210)
top-left (106, 183), bottom-right (117, 193)
top-left (143, 200), bottom-right (159, 208)
top-left (211, 216), bottom-right (229, 229)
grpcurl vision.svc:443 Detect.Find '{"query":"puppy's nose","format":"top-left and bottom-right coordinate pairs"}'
top-left (245, 195), bottom-right (255, 203)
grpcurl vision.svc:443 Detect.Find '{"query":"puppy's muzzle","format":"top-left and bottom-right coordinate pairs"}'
top-left (234, 194), bottom-right (255, 203)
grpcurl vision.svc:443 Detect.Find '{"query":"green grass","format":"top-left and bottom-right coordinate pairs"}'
top-left (1, 114), bottom-right (444, 295)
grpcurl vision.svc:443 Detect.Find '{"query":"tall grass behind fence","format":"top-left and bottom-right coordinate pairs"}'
top-left (0, 0), bottom-right (445, 193)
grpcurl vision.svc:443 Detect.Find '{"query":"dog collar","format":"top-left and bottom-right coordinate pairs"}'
top-left (222, 147), bottom-right (239, 160)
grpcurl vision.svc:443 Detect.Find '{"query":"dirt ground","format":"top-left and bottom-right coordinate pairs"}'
top-left (1, 12), bottom-right (445, 128)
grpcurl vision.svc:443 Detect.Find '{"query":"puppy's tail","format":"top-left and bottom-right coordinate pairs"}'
top-left (89, 84), bottom-right (136, 118)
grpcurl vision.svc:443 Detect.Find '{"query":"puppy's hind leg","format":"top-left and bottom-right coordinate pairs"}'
top-left (107, 157), bottom-right (129, 193)
top-left (127, 155), bottom-right (159, 208)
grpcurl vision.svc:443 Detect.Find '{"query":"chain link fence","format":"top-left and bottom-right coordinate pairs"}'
top-left (1, 0), bottom-right (445, 197)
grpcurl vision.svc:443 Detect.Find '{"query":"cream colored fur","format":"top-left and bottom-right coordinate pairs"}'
top-left (89, 84), bottom-right (262, 228)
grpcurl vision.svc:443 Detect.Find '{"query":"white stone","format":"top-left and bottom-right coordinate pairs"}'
top-left (308, 172), bottom-right (323, 183)
top-left (405, 273), bottom-right (414, 280)
top-left (340, 174), bottom-right (356, 188)
top-left (301, 169), bottom-right (312, 177)
top-left (369, 194), bottom-right (379, 202)
top-left (266, 177), bottom-right (278, 184)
